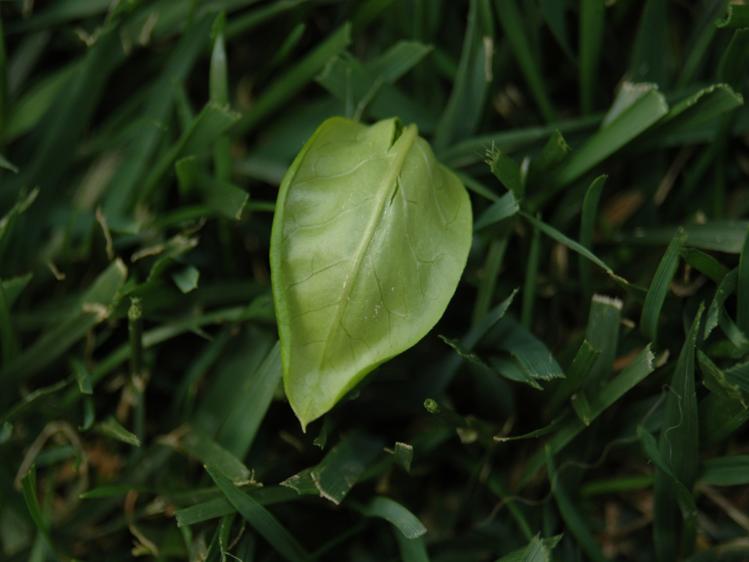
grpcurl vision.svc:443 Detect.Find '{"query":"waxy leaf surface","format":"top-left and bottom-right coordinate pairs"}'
top-left (271, 117), bottom-right (472, 428)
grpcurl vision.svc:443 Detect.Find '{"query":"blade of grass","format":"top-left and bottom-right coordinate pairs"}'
top-left (579, 0), bottom-right (604, 114)
top-left (474, 192), bottom-right (519, 230)
top-left (521, 345), bottom-right (655, 485)
top-left (395, 533), bottom-right (431, 562)
top-left (472, 237), bottom-right (508, 324)
top-left (210, 13), bottom-right (232, 182)
top-left (701, 455), bottom-right (749, 486)
top-left (716, 4), bottom-right (749, 28)
top-left (486, 146), bottom-right (524, 199)
top-left (495, 0), bottom-right (555, 121)
top-left (681, 248), bottom-right (729, 284)
top-left (174, 426), bottom-right (252, 484)
top-left (547, 85), bottom-right (668, 192)
top-left (235, 23), bottom-right (351, 135)
top-left (540, 0), bottom-right (573, 60)
top-left (521, 216), bottom-right (540, 328)
top-left (579, 175), bottom-right (607, 305)
top-left (737, 227), bottom-right (749, 334)
top-left (138, 102), bottom-right (240, 204)
top-left (103, 17), bottom-right (213, 215)
top-left (439, 114), bottom-right (600, 168)
top-left (631, 221), bottom-right (749, 253)
top-left (654, 304), bottom-right (703, 561)
top-left (546, 448), bottom-right (606, 562)
top-left (640, 228), bottom-right (685, 342)
top-left (206, 466), bottom-right (310, 562)
top-left (434, 0), bottom-right (493, 149)
top-left (629, 0), bottom-right (668, 84)
top-left (0, 259), bottom-right (127, 384)
top-left (495, 317), bottom-right (565, 382)
top-left (354, 496), bottom-right (426, 539)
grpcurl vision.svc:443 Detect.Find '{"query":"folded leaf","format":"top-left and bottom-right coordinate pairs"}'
top-left (271, 117), bottom-right (472, 428)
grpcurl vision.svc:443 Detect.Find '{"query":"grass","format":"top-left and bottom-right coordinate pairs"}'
top-left (1, 1), bottom-right (749, 561)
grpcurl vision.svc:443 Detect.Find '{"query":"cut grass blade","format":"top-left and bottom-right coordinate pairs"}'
top-left (282, 431), bottom-right (383, 504)
top-left (206, 466), bottom-right (310, 562)
top-left (486, 146), bottom-right (523, 199)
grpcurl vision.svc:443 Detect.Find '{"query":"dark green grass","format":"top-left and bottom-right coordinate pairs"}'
top-left (1, 1), bottom-right (749, 560)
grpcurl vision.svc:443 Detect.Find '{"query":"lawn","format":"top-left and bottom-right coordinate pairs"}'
top-left (1, 1), bottom-right (749, 561)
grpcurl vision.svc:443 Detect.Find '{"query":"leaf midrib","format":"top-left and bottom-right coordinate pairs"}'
top-left (308, 124), bottom-right (419, 415)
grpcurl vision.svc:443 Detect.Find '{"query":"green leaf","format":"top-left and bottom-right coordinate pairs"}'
top-left (701, 455), bottom-right (749, 486)
top-left (495, 0), bottom-right (555, 122)
top-left (521, 215), bottom-right (541, 328)
top-left (549, 83), bottom-right (668, 190)
top-left (271, 117), bottom-right (472, 429)
top-left (206, 466), bottom-right (310, 562)
top-left (434, 0), bottom-right (494, 149)
top-left (640, 229), bottom-right (685, 342)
